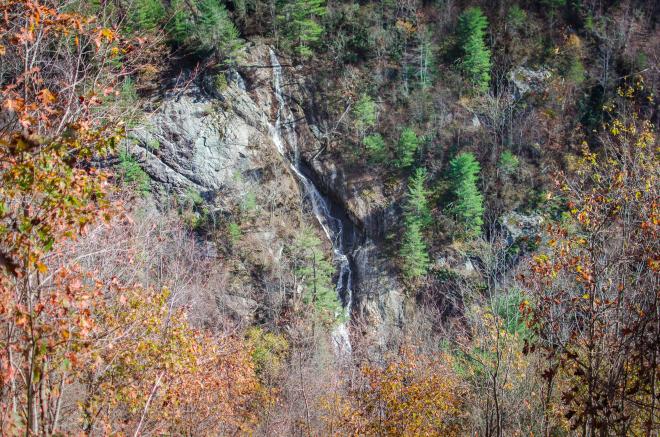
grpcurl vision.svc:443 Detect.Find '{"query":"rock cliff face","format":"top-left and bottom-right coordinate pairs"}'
top-left (126, 42), bottom-right (404, 346)
top-left (126, 72), bottom-right (276, 204)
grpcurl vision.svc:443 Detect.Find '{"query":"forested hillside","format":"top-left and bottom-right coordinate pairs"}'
top-left (0, 0), bottom-right (658, 434)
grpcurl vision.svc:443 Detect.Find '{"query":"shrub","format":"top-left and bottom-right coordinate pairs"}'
top-left (565, 58), bottom-right (585, 85)
top-left (228, 222), bottom-right (242, 245)
top-left (498, 150), bottom-right (519, 176)
top-left (396, 127), bottom-right (420, 168)
top-left (363, 133), bottom-right (386, 161)
top-left (214, 73), bottom-right (229, 92)
top-left (353, 94), bottom-right (377, 131)
top-left (117, 151), bottom-right (151, 194)
top-left (246, 327), bottom-right (289, 381)
top-left (242, 191), bottom-right (257, 212)
top-left (145, 138), bottom-right (160, 151)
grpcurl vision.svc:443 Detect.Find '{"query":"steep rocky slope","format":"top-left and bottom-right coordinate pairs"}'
top-left (125, 42), bottom-right (405, 346)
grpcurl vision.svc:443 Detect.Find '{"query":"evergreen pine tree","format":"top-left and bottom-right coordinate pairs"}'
top-left (363, 133), bottom-right (386, 162)
top-left (400, 167), bottom-right (432, 279)
top-left (292, 227), bottom-right (342, 325)
top-left (193, 0), bottom-right (243, 59)
top-left (448, 152), bottom-right (484, 237)
top-left (353, 94), bottom-right (377, 132)
top-left (166, 0), bottom-right (192, 46)
top-left (278, 0), bottom-right (326, 58)
top-left (404, 167), bottom-right (431, 229)
top-left (129, 0), bottom-right (165, 32)
top-left (456, 7), bottom-right (491, 93)
top-left (400, 220), bottom-right (430, 278)
top-left (396, 127), bottom-right (419, 168)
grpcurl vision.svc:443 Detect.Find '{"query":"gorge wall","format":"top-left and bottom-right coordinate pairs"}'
top-left (125, 41), bottom-right (404, 347)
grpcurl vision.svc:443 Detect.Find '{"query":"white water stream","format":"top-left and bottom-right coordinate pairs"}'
top-left (268, 49), bottom-right (353, 355)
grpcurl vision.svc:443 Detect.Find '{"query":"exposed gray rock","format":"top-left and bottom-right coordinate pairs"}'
top-left (215, 293), bottom-right (258, 320)
top-left (501, 212), bottom-right (544, 244)
top-left (434, 250), bottom-right (479, 277)
top-left (508, 66), bottom-right (551, 97)
top-left (352, 241), bottom-right (404, 346)
top-left (126, 81), bottom-right (271, 202)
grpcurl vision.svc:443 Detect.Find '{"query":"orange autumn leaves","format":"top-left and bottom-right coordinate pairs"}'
top-left (75, 286), bottom-right (262, 435)
top-left (524, 86), bottom-right (659, 434)
top-left (0, 0), bottom-right (262, 434)
top-left (324, 348), bottom-right (466, 436)
top-left (0, 0), bottom-right (117, 132)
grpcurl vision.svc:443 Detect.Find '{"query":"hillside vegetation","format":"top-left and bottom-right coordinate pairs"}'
top-left (0, 0), bottom-right (658, 435)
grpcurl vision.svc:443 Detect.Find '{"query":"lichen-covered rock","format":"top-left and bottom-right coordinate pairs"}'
top-left (215, 293), bottom-right (259, 321)
top-left (126, 79), bottom-right (273, 203)
top-left (501, 212), bottom-right (544, 244)
top-left (508, 66), bottom-right (551, 97)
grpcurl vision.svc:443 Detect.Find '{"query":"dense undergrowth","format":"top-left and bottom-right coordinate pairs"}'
top-left (0, 0), bottom-right (658, 434)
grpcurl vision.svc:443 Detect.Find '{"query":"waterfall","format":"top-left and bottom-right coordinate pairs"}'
top-left (228, 69), bottom-right (247, 91)
top-left (268, 49), bottom-right (353, 355)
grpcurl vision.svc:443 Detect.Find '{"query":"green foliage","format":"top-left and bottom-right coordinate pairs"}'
top-left (246, 327), bottom-right (289, 379)
top-left (584, 14), bottom-right (595, 32)
top-left (121, 0), bottom-right (244, 61)
top-left (506, 5), bottom-right (526, 31)
top-left (353, 94), bottom-right (377, 131)
top-left (292, 227), bottom-right (341, 324)
top-left (145, 138), bottom-right (160, 151)
top-left (564, 58), bottom-right (585, 85)
top-left (491, 289), bottom-right (532, 339)
top-left (214, 73), bottom-right (229, 92)
top-left (400, 167), bottom-right (432, 278)
top-left (228, 222), bottom-right (242, 245)
top-left (185, 188), bottom-right (204, 206)
top-left (128, 0), bottom-right (165, 32)
top-left (232, 0), bottom-right (248, 25)
top-left (447, 153), bottom-right (484, 237)
top-left (118, 78), bottom-right (139, 114)
top-left (404, 167), bottom-right (432, 229)
top-left (194, 0), bottom-right (243, 58)
top-left (456, 7), bottom-right (491, 93)
top-left (498, 150), bottom-right (519, 176)
top-left (166, 0), bottom-right (192, 46)
top-left (396, 127), bottom-right (419, 168)
top-left (242, 191), bottom-right (257, 212)
top-left (363, 133), bottom-right (386, 162)
top-left (634, 52), bottom-right (648, 70)
top-left (117, 151), bottom-right (151, 194)
top-left (400, 220), bottom-right (430, 278)
top-left (278, 0), bottom-right (326, 58)
top-left (179, 189), bottom-right (207, 229)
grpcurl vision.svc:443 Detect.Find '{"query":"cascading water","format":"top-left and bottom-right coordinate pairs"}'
top-left (268, 49), bottom-right (354, 355)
